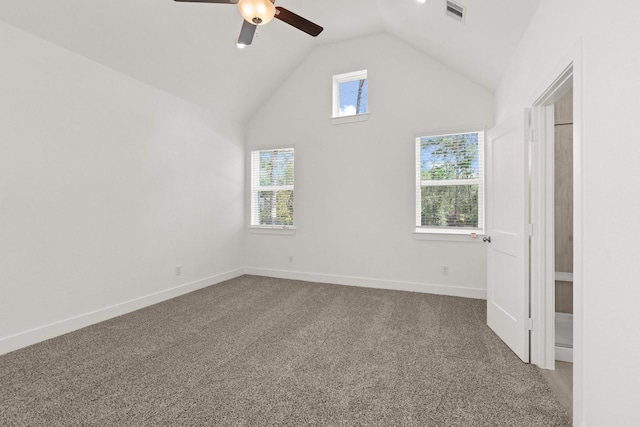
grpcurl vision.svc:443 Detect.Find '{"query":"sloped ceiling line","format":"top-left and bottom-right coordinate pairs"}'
top-left (0, 0), bottom-right (540, 124)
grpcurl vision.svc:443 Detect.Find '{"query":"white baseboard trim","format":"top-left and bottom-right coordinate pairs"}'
top-left (0, 268), bottom-right (244, 356)
top-left (244, 267), bottom-right (487, 300)
top-left (555, 346), bottom-right (573, 363)
top-left (1, 267), bottom-right (485, 356)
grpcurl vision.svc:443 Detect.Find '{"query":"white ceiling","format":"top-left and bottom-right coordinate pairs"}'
top-left (0, 0), bottom-right (540, 123)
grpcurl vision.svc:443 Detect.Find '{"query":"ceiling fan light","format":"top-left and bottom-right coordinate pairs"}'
top-left (238, 0), bottom-right (275, 26)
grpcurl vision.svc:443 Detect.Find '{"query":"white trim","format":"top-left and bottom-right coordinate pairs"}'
top-left (527, 38), bottom-right (583, 425)
top-left (333, 69), bottom-right (367, 83)
top-left (530, 64), bottom-right (575, 370)
top-left (415, 128), bottom-right (486, 233)
top-left (555, 346), bottom-right (573, 363)
top-left (332, 69), bottom-right (368, 118)
top-left (250, 148), bottom-right (295, 227)
top-left (0, 268), bottom-right (486, 356)
top-left (330, 113), bottom-right (369, 125)
top-left (414, 125), bottom-right (487, 138)
top-left (555, 271), bottom-right (574, 282)
top-left (529, 102), bottom-right (555, 369)
top-left (244, 267), bottom-right (487, 300)
top-left (414, 230), bottom-right (484, 242)
top-left (0, 268), bottom-right (244, 356)
top-left (249, 227), bottom-right (296, 235)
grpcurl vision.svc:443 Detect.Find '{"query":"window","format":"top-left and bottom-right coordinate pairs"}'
top-left (251, 148), bottom-right (295, 228)
top-left (332, 70), bottom-right (368, 118)
top-left (415, 130), bottom-right (484, 233)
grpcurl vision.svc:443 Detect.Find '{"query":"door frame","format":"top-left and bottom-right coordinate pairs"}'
top-left (528, 40), bottom-right (583, 423)
top-left (529, 71), bottom-right (571, 369)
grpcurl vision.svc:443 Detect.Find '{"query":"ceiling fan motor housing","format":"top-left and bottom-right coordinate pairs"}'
top-left (238, 0), bottom-right (276, 25)
top-left (175, 0), bottom-right (323, 46)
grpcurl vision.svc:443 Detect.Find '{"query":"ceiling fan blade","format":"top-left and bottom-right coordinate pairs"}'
top-left (274, 7), bottom-right (323, 37)
top-left (238, 20), bottom-right (257, 46)
top-left (173, 0), bottom-right (237, 4)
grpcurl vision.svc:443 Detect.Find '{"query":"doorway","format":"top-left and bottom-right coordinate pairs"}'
top-left (535, 87), bottom-right (574, 418)
top-left (528, 58), bottom-right (582, 422)
top-left (553, 88), bottom-right (574, 364)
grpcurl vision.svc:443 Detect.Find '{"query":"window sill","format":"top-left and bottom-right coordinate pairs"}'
top-left (249, 227), bottom-right (296, 236)
top-left (331, 113), bottom-right (369, 125)
top-left (414, 230), bottom-right (485, 243)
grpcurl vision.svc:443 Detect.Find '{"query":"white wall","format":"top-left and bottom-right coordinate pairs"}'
top-left (495, 1), bottom-right (640, 425)
top-left (245, 33), bottom-right (494, 298)
top-left (0, 21), bottom-right (245, 354)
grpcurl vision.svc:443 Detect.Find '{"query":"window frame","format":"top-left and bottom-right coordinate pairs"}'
top-left (250, 147), bottom-right (295, 230)
top-left (415, 128), bottom-right (485, 236)
top-left (332, 69), bottom-right (368, 119)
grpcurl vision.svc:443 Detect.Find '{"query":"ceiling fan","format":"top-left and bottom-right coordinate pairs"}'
top-left (174, 0), bottom-right (323, 47)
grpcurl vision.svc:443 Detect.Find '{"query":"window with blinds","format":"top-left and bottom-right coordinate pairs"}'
top-left (251, 148), bottom-right (294, 228)
top-left (415, 130), bottom-right (484, 233)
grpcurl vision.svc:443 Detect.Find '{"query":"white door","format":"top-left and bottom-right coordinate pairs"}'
top-left (486, 115), bottom-right (530, 363)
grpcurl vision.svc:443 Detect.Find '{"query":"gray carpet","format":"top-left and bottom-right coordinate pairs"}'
top-left (1, 275), bottom-right (571, 426)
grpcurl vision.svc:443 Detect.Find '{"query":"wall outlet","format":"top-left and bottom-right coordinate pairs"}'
top-left (288, 256), bottom-right (294, 264)
top-left (175, 265), bottom-right (182, 276)
top-left (441, 266), bottom-right (449, 275)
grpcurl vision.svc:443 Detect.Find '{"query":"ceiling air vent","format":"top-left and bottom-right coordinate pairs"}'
top-left (446, 1), bottom-right (465, 23)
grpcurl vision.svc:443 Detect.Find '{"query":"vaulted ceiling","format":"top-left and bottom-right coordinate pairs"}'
top-left (0, 0), bottom-right (540, 123)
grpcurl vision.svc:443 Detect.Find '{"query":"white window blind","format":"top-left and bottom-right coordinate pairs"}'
top-left (251, 148), bottom-right (295, 228)
top-left (415, 130), bottom-right (484, 233)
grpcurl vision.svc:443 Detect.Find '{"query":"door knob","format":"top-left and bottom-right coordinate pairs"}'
top-left (483, 236), bottom-right (491, 243)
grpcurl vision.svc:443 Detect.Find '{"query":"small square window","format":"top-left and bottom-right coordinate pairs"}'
top-left (332, 70), bottom-right (368, 118)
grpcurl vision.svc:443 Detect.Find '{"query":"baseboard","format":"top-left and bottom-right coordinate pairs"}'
top-left (0, 268), bottom-right (244, 356)
top-left (554, 312), bottom-right (573, 362)
top-left (555, 345), bottom-right (573, 363)
top-left (1, 267), bottom-right (485, 356)
top-left (244, 267), bottom-right (487, 300)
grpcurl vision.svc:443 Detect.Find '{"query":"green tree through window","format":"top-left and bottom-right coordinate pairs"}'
top-left (417, 131), bottom-right (484, 231)
top-left (251, 148), bottom-right (294, 227)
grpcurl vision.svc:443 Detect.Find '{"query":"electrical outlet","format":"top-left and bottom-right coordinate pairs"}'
top-left (175, 265), bottom-right (182, 276)
top-left (441, 266), bottom-right (449, 275)
top-left (288, 256), bottom-right (294, 264)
